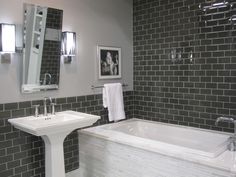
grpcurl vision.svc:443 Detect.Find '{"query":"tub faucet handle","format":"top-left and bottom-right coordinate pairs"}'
top-left (228, 137), bottom-right (236, 151)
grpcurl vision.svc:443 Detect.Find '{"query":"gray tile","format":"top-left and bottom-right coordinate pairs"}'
top-left (6, 146), bottom-right (20, 155)
top-left (0, 149), bottom-right (6, 157)
top-left (0, 155), bottom-right (13, 164)
top-left (0, 104), bottom-right (3, 111)
top-left (56, 98), bottom-right (67, 104)
top-left (12, 109), bottom-right (25, 118)
top-left (0, 169), bottom-right (13, 177)
top-left (67, 97), bottom-right (76, 103)
top-left (77, 96), bottom-right (85, 102)
top-left (19, 101), bottom-right (31, 109)
top-left (0, 164), bottom-right (6, 171)
top-left (4, 103), bottom-right (18, 111)
top-left (32, 100), bottom-right (43, 106)
top-left (7, 160), bottom-right (21, 169)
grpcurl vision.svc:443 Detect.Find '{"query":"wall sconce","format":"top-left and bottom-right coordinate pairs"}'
top-left (229, 15), bottom-right (236, 24)
top-left (0, 24), bottom-right (16, 64)
top-left (61, 31), bottom-right (76, 64)
top-left (199, 1), bottom-right (230, 12)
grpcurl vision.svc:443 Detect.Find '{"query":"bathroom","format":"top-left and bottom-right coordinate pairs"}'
top-left (0, 0), bottom-right (236, 176)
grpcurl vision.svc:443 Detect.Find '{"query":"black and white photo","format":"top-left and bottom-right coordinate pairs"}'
top-left (97, 46), bottom-right (121, 79)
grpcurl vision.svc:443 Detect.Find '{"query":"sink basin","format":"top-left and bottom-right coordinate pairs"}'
top-left (8, 110), bottom-right (100, 136)
top-left (8, 110), bottom-right (100, 177)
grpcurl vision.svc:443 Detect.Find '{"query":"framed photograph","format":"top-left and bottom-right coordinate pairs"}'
top-left (97, 46), bottom-right (121, 79)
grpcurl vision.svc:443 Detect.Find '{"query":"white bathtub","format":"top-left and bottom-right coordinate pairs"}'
top-left (103, 119), bottom-right (229, 158)
top-left (76, 119), bottom-right (236, 177)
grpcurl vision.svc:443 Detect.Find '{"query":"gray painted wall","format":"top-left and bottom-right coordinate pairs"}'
top-left (0, 0), bottom-right (133, 103)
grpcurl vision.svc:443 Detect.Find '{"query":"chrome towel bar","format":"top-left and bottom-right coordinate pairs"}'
top-left (91, 84), bottom-right (128, 89)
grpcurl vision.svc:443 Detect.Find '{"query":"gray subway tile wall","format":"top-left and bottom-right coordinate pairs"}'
top-left (0, 91), bottom-right (134, 177)
top-left (133, 0), bottom-right (236, 132)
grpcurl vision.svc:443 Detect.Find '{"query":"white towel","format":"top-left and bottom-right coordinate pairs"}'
top-left (103, 83), bottom-right (126, 122)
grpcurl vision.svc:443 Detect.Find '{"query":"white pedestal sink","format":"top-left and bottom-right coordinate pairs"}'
top-left (8, 110), bottom-right (100, 177)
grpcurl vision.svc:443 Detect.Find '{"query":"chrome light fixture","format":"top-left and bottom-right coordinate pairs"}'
top-left (0, 24), bottom-right (15, 53)
top-left (212, 1), bottom-right (229, 7)
top-left (0, 24), bottom-right (15, 64)
top-left (200, 0), bottom-right (230, 11)
top-left (61, 31), bottom-right (76, 63)
top-left (229, 15), bottom-right (236, 23)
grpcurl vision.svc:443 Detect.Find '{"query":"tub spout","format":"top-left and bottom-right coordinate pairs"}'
top-left (215, 116), bottom-right (236, 151)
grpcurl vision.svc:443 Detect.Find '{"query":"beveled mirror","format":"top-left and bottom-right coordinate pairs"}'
top-left (22, 3), bottom-right (63, 93)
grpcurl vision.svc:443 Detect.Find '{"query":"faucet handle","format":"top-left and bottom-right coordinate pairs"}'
top-left (33, 105), bottom-right (40, 117)
top-left (50, 103), bottom-right (56, 115)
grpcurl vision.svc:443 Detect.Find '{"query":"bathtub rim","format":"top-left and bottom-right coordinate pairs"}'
top-left (81, 118), bottom-right (232, 137)
top-left (100, 118), bottom-right (231, 157)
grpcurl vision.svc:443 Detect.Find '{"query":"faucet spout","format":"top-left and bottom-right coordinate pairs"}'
top-left (43, 73), bottom-right (52, 85)
top-left (43, 97), bottom-right (52, 116)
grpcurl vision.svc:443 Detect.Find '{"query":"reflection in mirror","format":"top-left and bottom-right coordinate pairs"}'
top-left (22, 3), bottom-right (63, 93)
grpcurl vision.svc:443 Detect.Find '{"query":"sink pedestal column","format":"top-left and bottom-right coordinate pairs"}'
top-left (42, 131), bottom-right (71, 177)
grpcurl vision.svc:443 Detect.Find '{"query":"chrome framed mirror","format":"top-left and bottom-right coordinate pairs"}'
top-left (22, 3), bottom-right (63, 93)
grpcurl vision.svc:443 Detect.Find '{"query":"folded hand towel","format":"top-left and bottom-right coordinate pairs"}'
top-left (103, 83), bottom-right (126, 122)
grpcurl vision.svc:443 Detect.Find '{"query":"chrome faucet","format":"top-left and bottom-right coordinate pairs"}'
top-left (43, 97), bottom-right (52, 116)
top-left (216, 116), bottom-right (236, 151)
